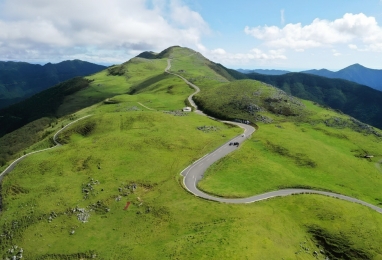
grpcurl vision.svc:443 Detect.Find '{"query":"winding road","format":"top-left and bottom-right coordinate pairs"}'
top-left (165, 59), bottom-right (382, 214)
top-left (1, 62), bottom-right (381, 215)
top-left (0, 115), bottom-right (92, 183)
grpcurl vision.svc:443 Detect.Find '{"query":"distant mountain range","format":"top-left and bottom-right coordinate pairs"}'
top-left (0, 60), bottom-right (106, 109)
top-left (302, 64), bottom-right (382, 91)
top-left (237, 69), bottom-right (290, 75)
top-left (238, 64), bottom-right (382, 92)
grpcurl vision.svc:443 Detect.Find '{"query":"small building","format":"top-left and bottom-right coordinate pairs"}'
top-left (183, 107), bottom-right (192, 112)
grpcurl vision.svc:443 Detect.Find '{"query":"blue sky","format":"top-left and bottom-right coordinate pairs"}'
top-left (1, 0), bottom-right (382, 70)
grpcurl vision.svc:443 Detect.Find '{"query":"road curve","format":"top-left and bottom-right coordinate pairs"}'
top-left (165, 59), bottom-right (382, 214)
top-left (0, 115), bottom-right (92, 183)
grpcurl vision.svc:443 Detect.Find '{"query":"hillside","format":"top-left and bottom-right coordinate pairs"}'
top-left (1, 46), bottom-right (382, 259)
top-left (0, 77), bottom-right (92, 138)
top-left (303, 63), bottom-right (382, 91)
top-left (246, 72), bottom-right (382, 129)
top-left (0, 60), bottom-right (106, 109)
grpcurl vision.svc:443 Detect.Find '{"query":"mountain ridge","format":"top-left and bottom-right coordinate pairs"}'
top-left (302, 63), bottom-right (382, 91)
top-left (238, 63), bottom-right (382, 91)
top-left (0, 59), bottom-right (106, 109)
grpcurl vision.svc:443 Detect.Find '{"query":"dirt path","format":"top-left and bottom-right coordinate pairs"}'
top-left (137, 102), bottom-right (154, 110)
top-left (0, 115), bottom-right (92, 183)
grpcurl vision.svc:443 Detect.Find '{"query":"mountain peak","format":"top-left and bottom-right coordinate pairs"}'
top-left (345, 63), bottom-right (366, 70)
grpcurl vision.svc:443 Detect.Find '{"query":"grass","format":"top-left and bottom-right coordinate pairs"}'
top-left (198, 100), bottom-right (382, 205)
top-left (166, 47), bottom-right (232, 88)
top-left (199, 122), bottom-right (382, 200)
top-left (2, 109), bottom-right (382, 259)
top-left (0, 110), bottom-right (243, 259)
top-left (56, 57), bottom-right (168, 116)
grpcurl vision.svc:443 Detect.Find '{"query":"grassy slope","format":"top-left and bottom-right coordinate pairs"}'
top-left (3, 105), bottom-right (382, 259)
top-left (199, 106), bottom-right (382, 202)
top-left (0, 60), bottom-right (106, 109)
top-left (246, 72), bottom-right (382, 129)
top-left (0, 57), bottom-right (178, 170)
top-left (196, 80), bottom-right (382, 204)
top-left (1, 46), bottom-right (382, 259)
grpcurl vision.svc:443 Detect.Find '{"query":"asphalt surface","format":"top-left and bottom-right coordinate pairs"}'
top-left (166, 59), bottom-right (382, 214)
top-left (0, 115), bottom-right (92, 183)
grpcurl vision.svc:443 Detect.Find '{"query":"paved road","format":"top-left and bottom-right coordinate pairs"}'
top-left (165, 59), bottom-right (382, 214)
top-left (0, 115), bottom-right (92, 183)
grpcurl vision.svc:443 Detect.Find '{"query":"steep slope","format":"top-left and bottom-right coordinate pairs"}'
top-left (303, 63), bottom-right (382, 91)
top-left (246, 72), bottom-right (382, 129)
top-left (0, 77), bottom-right (91, 137)
top-left (0, 60), bottom-right (106, 109)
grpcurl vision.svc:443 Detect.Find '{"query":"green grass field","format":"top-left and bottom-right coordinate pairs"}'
top-left (2, 107), bottom-right (382, 259)
top-left (1, 46), bottom-right (382, 259)
top-left (198, 118), bottom-right (382, 202)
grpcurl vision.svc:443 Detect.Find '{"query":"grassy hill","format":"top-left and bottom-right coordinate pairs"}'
top-left (194, 80), bottom-right (382, 202)
top-left (1, 46), bottom-right (382, 259)
top-left (0, 60), bottom-right (106, 109)
top-left (246, 72), bottom-right (382, 129)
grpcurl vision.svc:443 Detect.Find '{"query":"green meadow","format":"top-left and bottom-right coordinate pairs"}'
top-left (198, 116), bottom-right (382, 202)
top-left (1, 46), bottom-right (382, 259)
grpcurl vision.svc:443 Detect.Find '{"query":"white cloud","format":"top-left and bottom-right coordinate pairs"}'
top-left (211, 48), bottom-right (226, 55)
top-left (245, 13), bottom-right (382, 52)
top-left (205, 48), bottom-right (287, 65)
top-left (332, 49), bottom-right (341, 56)
top-left (0, 0), bottom-right (209, 63)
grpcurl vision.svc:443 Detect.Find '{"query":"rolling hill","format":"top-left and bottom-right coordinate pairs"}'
top-left (246, 72), bottom-right (382, 129)
top-left (0, 60), bottom-right (106, 109)
top-left (1, 46), bottom-right (382, 259)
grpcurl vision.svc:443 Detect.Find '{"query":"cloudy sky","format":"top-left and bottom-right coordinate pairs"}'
top-left (1, 0), bottom-right (382, 70)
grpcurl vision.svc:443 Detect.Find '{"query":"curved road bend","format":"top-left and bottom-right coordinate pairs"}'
top-left (165, 59), bottom-right (382, 214)
top-left (0, 115), bottom-right (92, 183)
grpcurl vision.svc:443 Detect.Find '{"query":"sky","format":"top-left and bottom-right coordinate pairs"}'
top-left (1, 0), bottom-right (382, 71)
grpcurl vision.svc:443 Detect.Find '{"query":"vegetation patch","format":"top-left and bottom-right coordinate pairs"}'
top-left (266, 140), bottom-right (317, 168)
top-left (37, 251), bottom-right (98, 260)
top-left (313, 127), bottom-right (349, 140)
top-left (196, 125), bottom-right (220, 133)
top-left (308, 226), bottom-right (371, 260)
top-left (324, 116), bottom-right (382, 138)
top-left (4, 184), bottom-right (29, 197)
top-left (163, 110), bottom-right (189, 116)
top-left (107, 65), bottom-right (126, 76)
